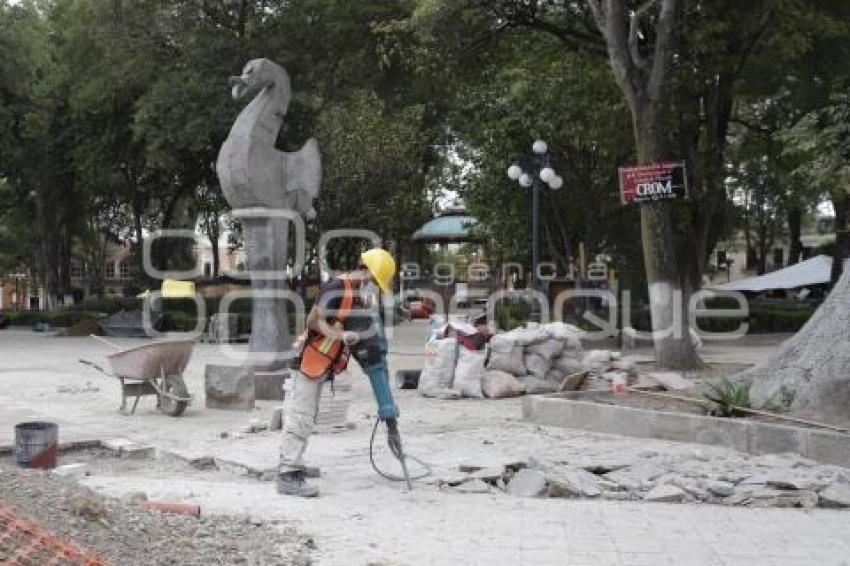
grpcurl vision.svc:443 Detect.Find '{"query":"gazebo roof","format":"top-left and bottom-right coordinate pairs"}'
top-left (412, 210), bottom-right (480, 243)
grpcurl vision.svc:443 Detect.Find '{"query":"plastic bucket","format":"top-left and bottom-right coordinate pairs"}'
top-left (14, 421), bottom-right (58, 469)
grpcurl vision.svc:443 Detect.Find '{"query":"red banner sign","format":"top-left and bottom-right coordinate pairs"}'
top-left (619, 161), bottom-right (688, 205)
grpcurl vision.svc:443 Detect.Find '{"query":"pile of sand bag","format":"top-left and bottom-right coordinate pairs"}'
top-left (419, 322), bottom-right (588, 399)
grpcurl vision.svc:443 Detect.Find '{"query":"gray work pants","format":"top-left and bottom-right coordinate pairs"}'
top-left (278, 370), bottom-right (324, 474)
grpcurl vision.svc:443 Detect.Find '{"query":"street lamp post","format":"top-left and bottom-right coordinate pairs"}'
top-left (507, 140), bottom-right (563, 321)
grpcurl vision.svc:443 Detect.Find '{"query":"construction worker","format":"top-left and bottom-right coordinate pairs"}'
top-left (277, 247), bottom-right (396, 497)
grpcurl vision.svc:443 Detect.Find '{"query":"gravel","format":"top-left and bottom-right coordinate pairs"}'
top-left (0, 463), bottom-right (312, 565)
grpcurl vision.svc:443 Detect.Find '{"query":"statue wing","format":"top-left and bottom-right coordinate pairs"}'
top-left (281, 138), bottom-right (321, 216)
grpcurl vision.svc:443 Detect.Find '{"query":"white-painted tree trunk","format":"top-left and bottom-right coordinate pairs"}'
top-left (746, 269), bottom-right (850, 419)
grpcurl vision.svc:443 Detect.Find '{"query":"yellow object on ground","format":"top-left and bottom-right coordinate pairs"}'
top-left (137, 280), bottom-right (196, 299)
top-left (161, 280), bottom-right (196, 298)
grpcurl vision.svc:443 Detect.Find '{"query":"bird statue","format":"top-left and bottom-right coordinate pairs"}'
top-left (217, 58), bottom-right (320, 220)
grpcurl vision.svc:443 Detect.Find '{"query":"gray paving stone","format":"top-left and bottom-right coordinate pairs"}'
top-left (507, 468), bottom-right (547, 497)
top-left (818, 483), bottom-right (850, 508)
top-left (644, 484), bottom-right (688, 502)
top-left (453, 479), bottom-right (492, 494)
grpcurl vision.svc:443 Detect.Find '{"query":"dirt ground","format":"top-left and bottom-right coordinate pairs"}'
top-left (0, 463), bottom-right (312, 565)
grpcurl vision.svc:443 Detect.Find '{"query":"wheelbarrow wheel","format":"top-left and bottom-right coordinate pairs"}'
top-left (159, 375), bottom-right (189, 417)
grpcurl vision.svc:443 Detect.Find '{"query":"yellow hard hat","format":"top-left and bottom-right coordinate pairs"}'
top-left (360, 248), bottom-right (396, 293)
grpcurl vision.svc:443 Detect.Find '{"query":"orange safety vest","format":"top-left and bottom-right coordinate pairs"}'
top-left (299, 278), bottom-right (354, 380)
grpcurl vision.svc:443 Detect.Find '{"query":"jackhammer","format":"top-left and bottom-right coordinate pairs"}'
top-left (351, 314), bottom-right (429, 489)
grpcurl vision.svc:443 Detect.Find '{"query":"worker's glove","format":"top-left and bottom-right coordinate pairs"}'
top-left (342, 331), bottom-right (360, 346)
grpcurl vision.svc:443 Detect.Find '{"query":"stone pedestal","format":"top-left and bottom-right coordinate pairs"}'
top-left (240, 213), bottom-right (292, 371)
top-left (205, 364), bottom-right (255, 410)
top-left (254, 370), bottom-right (287, 401)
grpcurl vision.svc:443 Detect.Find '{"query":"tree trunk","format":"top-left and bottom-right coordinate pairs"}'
top-left (830, 189), bottom-right (849, 284)
top-left (211, 232), bottom-right (221, 279)
top-left (787, 206), bottom-right (803, 265)
top-left (634, 110), bottom-right (702, 370)
top-left (746, 267), bottom-right (850, 421)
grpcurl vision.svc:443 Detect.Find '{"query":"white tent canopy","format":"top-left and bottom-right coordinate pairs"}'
top-left (711, 255), bottom-right (849, 292)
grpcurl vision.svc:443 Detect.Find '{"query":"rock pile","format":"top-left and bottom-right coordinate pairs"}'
top-left (439, 450), bottom-right (850, 510)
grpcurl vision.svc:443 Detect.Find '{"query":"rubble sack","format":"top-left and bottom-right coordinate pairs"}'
top-left (453, 348), bottom-right (486, 398)
top-left (482, 370), bottom-right (526, 399)
top-left (484, 336), bottom-right (526, 376)
top-left (419, 338), bottom-right (458, 394)
top-left (524, 352), bottom-right (552, 379)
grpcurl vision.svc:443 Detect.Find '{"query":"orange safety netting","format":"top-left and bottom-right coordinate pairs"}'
top-left (0, 503), bottom-right (106, 566)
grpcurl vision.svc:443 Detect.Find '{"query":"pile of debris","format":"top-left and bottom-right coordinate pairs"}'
top-left (0, 464), bottom-right (312, 565)
top-left (419, 322), bottom-right (647, 399)
top-left (437, 451), bottom-right (850, 509)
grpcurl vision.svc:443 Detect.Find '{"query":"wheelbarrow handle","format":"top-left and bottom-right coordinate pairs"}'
top-left (78, 358), bottom-right (108, 375)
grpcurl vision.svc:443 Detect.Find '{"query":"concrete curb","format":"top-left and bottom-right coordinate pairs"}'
top-left (0, 439), bottom-right (102, 456)
top-left (523, 394), bottom-right (850, 467)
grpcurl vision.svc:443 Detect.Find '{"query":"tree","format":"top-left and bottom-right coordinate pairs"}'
top-left (409, 0), bottom-right (796, 368)
top-left (783, 93), bottom-right (850, 283)
top-left (313, 90), bottom-right (432, 265)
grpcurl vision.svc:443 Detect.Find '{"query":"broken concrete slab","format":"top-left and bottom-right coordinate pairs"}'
top-left (506, 468), bottom-right (547, 497)
top-left (439, 473), bottom-right (473, 487)
top-left (644, 484), bottom-right (688, 503)
top-left (669, 477), bottom-right (710, 500)
top-left (545, 466), bottom-right (602, 498)
top-left (702, 479), bottom-right (735, 497)
top-left (529, 456), bottom-right (601, 497)
top-left (604, 465), bottom-right (667, 491)
top-left (453, 479), bottom-right (492, 494)
top-left (571, 458), bottom-right (632, 475)
top-left (818, 484), bottom-right (850, 508)
top-left (470, 466), bottom-right (505, 483)
top-left (725, 487), bottom-right (819, 508)
top-left (102, 438), bottom-right (155, 459)
top-left (205, 364), bottom-right (255, 410)
top-left (765, 472), bottom-right (826, 491)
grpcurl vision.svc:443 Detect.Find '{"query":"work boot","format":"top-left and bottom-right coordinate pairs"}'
top-left (277, 470), bottom-right (319, 497)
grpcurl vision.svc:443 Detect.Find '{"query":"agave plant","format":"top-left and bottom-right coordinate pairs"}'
top-left (703, 378), bottom-right (752, 417)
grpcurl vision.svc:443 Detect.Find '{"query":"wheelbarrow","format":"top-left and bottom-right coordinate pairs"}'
top-left (80, 336), bottom-right (194, 417)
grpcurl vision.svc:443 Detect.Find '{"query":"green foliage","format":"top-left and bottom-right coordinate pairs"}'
top-left (0, 309), bottom-right (98, 328)
top-left (494, 299), bottom-right (531, 331)
top-left (704, 378), bottom-right (752, 418)
top-left (69, 296), bottom-right (142, 314)
top-left (313, 89), bottom-right (432, 264)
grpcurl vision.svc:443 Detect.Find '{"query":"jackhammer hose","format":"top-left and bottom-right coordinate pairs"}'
top-left (368, 418), bottom-right (432, 483)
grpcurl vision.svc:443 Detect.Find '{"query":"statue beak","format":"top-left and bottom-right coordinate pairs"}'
top-left (229, 76), bottom-right (249, 99)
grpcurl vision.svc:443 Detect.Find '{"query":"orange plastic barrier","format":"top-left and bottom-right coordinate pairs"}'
top-left (0, 503), bottom-right (106, 565)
